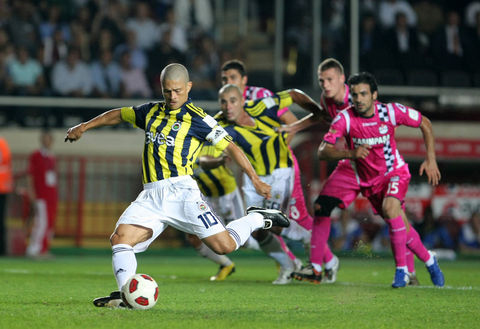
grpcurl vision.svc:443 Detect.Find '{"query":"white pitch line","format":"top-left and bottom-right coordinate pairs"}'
top-left (336, 281), bottom-right (479, 291)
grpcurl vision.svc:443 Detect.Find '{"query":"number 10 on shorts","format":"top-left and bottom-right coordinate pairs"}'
top-left (198, 211), bottom-right (219, 229)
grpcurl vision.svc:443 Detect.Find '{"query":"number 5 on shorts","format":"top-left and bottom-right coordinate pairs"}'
top-left (198, 211), bottom-right (219, 229)
top-left (387, 181), bottom-right (399, 195)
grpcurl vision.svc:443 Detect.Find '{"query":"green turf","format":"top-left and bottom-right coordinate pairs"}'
top-left (0, 249), bottom-right (479, 329)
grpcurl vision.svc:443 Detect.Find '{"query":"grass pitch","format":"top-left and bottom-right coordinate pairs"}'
top-left (0, 248), bottom-right (479, 329)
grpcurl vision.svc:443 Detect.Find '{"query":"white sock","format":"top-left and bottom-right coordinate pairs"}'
top-left (324, 256), bottom-right (338, 270)
top-left (312, 262), bottom-right (322, 272)
top-left (112, 244), bottom-right (137, 290)
top-left (396, 266), bottom-right (408, 272)
top-left (197, 243), bottom-right (233, 266)
top-left (226, 213), bottom-right (264, 250)
top-left (281, 220), bottom-right (311, 244)
top-left (259, 232), bottom-right (294, 270)
top-left (425, 251), bottom-right (435, 267)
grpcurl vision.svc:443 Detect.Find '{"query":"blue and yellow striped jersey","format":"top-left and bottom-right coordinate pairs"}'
top-left (217, 91), bottom-right (294, 176)
top-left (192, 143), bottom-right (237, 197)
top-left (121, 100), bottom-right (232, 184)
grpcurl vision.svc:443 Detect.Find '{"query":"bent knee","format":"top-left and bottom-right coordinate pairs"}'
top-left (314, 195), bottom-right (342, 217)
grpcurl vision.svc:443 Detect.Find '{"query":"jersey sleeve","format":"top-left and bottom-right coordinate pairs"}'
top-left (323, 113), bottom-right (347, 145)
top-left (120, 102), bottom-right (156, 130)
top-left (390, 103), bottom-right (422, 128)
top-left (245, 91), bottom-right (293, 120)
top-left (191, 114), bottom-right (233, 152)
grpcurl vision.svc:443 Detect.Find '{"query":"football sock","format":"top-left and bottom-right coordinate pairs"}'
top-left (406, 250), bottom-right (415, 274)
top-left (278, 235), bottom-right (297, 261)
top-left (386, 215), bottom-right (407, 267)
top-left (258, 232), bottom-right (294, 270)
top-left (225, 212), bottom-right (264, 250)
top-left (310, 216), bottom-right (331, 267)
top-left (323, 244), bottom-right (334, 264)
top-left (196, 242), bottom-right (233, 267)
top-left (406, 226), bottom-right (431, 263)
top-left (112, 244), bottom-right (137, 290)
top-left (425, 251), bottom-right (435, 267)
top-left (312, 262), bottom-right (322, 273)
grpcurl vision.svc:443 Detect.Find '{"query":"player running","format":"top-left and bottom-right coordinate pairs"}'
top-left (216, 84), bottom-right (327, 284)
top-left (65, 63), bottom-right (291, 307)
top-left (316, 72), bottom-right (444, 287)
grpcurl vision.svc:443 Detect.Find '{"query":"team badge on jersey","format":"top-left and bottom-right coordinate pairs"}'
top-left (198, 202), bottom-right (208, 212)
top-left (171, 121), bottom-right (182, 131)
top-left (379, 124), bottom-right (388, 135)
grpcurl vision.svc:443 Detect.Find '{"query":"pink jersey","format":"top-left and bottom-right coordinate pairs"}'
top-left (323, 101), bottom-right (422, 188)
top-left (320, 84), bottom-right (353, 119)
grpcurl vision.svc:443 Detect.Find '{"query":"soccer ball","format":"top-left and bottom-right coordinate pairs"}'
top-left (121, 274), bottom-right (159, 310)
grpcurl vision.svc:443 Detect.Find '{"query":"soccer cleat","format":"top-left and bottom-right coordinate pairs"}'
top-left (210, 263), bottom-right (236, 281)
top-left (246, 206), bottom-right (290, 229)
top-left (323, 256), bottom-right (340, 284)
top-left (93, 291), bottom-right (127, 308)
top-left (291, 264), bottom-right (323, 284)
top-left (408, 273), bottom-right (420, 286)
top-left (426, 253), bottom-right (445, 287)
top-left (391, 269), bottom-right (410, 288)
top-left (272, 266), bottom-right (293, 285)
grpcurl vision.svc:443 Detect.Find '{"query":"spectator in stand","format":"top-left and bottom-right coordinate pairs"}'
top-left (384, 12), bottom-right (423, 70)
top-left (119, 50), bottom-right (151, 98)
top-left (5, 46), bottom-right (45, 96)
top-left (378, 0), bottom-right (417, 29)
top-left (188, 54), bottom-right (216, 100)
top-left (38, 5), bottom-right (67, 43)
top-left (459, 212), bottom-right (480, 253)
top-left (69, 16), bottom-right (92, 62)
top-left (42, 28), bottom-right (68, 71)
top-left (91, 28), bottom-right (116, 61)
top-left (158, 7), bottom-right (188, 54)
top-left (90, 49), bottom-right (122, 98)
top-left (126, 2), bottom-right (159, 51)
top-left (51, 47), bottom-right (93, 97)
top-left (147, 27), bottom-right (186, 97)
top-left (413, 0), bottom-right (444, 38)
top-left (91, 0), bottom-right (126, 48)
top-left (432, 10), bottom-right (472, 71)
top-left (7, 1), bottom-right (39, 55)
top-left (26, 130), bottom-right (58, 259)
top-left (465, 1), bottom-right (480, 28)
top-left (359, 12), bottom-right (384, 71)
top-left (0, 136), bottom-right (13, 256)
top-left (174, 0), bottom-right (214, 36)
top-left (114, 30), bottom-right (147, 71)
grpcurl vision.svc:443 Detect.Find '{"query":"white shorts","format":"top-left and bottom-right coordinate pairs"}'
top-left (242, 167), bottom-right (294, 213)
top-left (116, 176), bottom-right (225, 253)
top-left (206, 187), bottom-right (245, 224)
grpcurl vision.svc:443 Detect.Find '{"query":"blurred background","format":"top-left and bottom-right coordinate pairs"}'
top-left (1, 0), bottom-right (479, 258)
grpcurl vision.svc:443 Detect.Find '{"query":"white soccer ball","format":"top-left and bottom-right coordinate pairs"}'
top-left (121, 273), bottom-right (159, 310)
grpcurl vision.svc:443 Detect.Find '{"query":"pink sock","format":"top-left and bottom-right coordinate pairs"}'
top-left (406, 250), bottom-right (415, 273)
top-left (310, 216), bottom-right (331, 265)
top-left (296, 214), bottom-right (313, 231)
top-left (323, 243), bottom-right (334, 263)
top-left (278, 235), bottom-right (297, 261)
top-left (386, 215), bottom-right (407, 267)
top-left (406, 226), bottom-right (430, 263)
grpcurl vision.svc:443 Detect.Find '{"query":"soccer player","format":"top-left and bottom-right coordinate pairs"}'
top-left (64, 63), bottom-right (291, 307)
top-left (221, 59), bottom-right (314, 272)
top-left (26, 130), bottom-right (58, 258)
top-left (319, 72), bottom-right (444, 287)
top-left (216, 84), bottom-right (326, 284)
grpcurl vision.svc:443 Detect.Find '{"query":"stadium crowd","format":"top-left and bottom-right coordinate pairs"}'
top-left (0, 0), bottom-right (479, 101)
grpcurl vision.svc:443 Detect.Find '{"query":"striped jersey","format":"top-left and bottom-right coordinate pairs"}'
top-left (323, 101), bottom-right (422, 187)
top-left (121, 100), bottom-right (232, 184)
top-left (217, 90), bottom-right (294, 176)
top-left (193, 143), bottom-right (237, 197)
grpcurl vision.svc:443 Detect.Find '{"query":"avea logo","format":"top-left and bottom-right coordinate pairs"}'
top-left (145, 131), bottom-right (175, 146)
top-left (352, 134), bottom-right (390, 146)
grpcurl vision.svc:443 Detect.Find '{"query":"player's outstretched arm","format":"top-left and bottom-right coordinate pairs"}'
top-left (198, 154), bottom-right (228, 170)
top-left (287, 89), bottom-right (330, 123)
top-left (418, 116), bottom-right (441, 186)
top-left (64, 109), bottom-right (123, 142)
top-left (224, 142), bottom-right (271, 199)
top-left (318, 141), bottom-right (370, 161)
